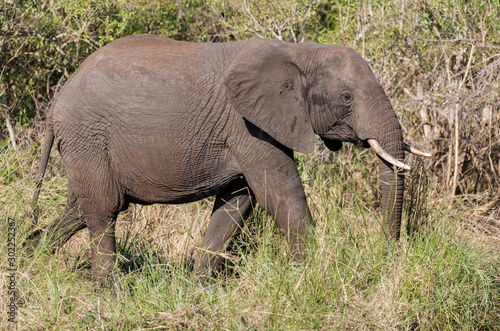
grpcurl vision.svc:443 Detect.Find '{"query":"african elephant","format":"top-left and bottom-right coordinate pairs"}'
top-left (28, 35), bottom-right (428, 286)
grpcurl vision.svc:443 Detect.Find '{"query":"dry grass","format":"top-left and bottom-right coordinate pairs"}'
top-left (1, 143), bottom-right (500, 329)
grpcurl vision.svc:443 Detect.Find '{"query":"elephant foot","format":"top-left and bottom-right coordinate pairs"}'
top-left (23, 227), bottom-right (58, 255)
top-left (93, 269), bottom-right (124, 297)
top-left (289, 240), bottom-right (308, 263)
top-left (193, 251), bottom-right (230, 289)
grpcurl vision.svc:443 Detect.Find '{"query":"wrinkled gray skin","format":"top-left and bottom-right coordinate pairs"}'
top-left (29, 35), bottom-right (405, 286)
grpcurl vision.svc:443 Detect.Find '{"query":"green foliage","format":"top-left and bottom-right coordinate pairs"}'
top-left (0, 0), bottom-right (212, 135)
top-left (2, 0), bottom-right (125, 125)
top-left (121, 0), bottom-right (214, 41)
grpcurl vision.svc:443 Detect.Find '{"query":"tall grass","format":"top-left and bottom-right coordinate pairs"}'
top-left (1, 143), bottom-right (499, 329)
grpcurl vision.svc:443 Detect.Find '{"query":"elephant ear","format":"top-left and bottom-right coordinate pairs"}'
top-left (225, 39), bottom-right (316, 153)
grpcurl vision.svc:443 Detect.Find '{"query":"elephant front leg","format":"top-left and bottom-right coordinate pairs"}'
top-left (193, 181), bottom-right (253, 283)
top-left (264, 185), bottom-right (313, 261)
top-left (239, 149), bottom-right (314, 260)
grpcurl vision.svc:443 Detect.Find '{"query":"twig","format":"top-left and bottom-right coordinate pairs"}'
top-left (1, 75), bottom-right (18, 152)
top-left (422, 38), bottom-right (500, 50)
top-left (451, 45), bottom-right (476, 199)
top-left (451, 102), bottom-right (459, 199)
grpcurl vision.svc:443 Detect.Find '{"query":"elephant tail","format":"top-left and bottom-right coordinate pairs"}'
top-left (26, 125), bottom-right (55, 226)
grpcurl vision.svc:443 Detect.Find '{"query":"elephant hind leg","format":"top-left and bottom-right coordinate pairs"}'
top-left (27, 187), bottom-right (86, 253)
top-left (65, 157), bottom-right (123, 288)
top-left (77, 188), bottom-right (122, 289)
top-left (86, 212), bottom-right (119, 289)
top-left (193, 180), bottom-right (253, 283)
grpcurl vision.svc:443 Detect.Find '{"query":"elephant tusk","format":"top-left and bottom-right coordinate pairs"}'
top-left (403, 142), bottom-right (432, 157)
top-left (367, 139), bottom-right (411, 170)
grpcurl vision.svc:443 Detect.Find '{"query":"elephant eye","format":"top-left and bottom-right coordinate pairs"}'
top-left (342, 92), bottom-right (353, 105)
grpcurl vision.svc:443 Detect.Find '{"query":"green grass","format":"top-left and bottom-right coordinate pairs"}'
top-left (1, 143), bottom-right (499, 330)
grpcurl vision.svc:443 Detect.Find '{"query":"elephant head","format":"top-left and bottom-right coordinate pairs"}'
top-left (226, 39), bottom-right (428, 239)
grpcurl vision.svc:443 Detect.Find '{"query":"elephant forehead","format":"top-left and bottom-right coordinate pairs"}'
top-left (317, 47), bottom-right (375, 79)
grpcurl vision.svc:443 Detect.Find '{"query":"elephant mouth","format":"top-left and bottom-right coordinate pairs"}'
top-left (322, 131), bottom-right (371, 152)
top-left (321, 126), bottom-right (365, 149)
top-left (323, 139), bottom-right (343, 151)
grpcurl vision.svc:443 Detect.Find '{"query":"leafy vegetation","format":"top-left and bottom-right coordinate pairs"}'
top-left (0, 0), bottom-right (211, 140)
top-left (1, 0), bottom-right (499, 329)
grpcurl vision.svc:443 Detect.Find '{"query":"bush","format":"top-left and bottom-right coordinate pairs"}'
top-left (0, 0), bottom-right (213, 148)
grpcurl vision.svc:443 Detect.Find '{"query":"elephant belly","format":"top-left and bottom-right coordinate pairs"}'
top-left (111, 135), bottom-right (244, 205)
top-left (122, 168), bottom-right (244, 205)
top-left (124, 174), bottom-right (244, 205)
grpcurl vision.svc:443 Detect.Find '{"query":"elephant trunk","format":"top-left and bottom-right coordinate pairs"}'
top-left (373, 111), bottom-right (405, 240)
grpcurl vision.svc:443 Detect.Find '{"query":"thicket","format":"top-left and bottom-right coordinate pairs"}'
top-left (0, 0), bottom-right (210, 148)
top-left (2, 0), bottom-right (500, 200)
